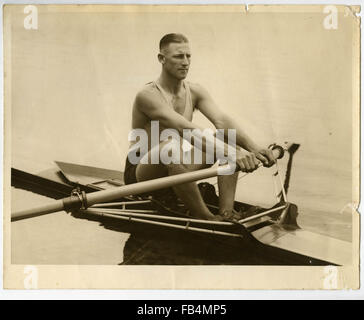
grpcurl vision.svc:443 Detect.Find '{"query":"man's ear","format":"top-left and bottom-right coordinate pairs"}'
top-left (158, 53), bottom-right (165, 64)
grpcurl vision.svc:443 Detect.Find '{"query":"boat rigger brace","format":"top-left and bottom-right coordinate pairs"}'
top-left (63, 187), bottom-right (88, 212)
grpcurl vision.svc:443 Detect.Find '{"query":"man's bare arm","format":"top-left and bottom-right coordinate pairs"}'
top-left (134, 89), bottom-right (201, 134)
top-left (134, 89), bottom-right (258, 171)
top-left (135, 90), bottom-right (228, 161)
top-left (194, 84), bottom-right (275, 166)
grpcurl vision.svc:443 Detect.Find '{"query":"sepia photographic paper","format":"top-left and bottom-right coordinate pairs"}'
top-left (3, 4), bottom-right (360, 289)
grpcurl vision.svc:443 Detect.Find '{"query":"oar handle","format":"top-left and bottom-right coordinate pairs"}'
top-left (218, 144), bottom-right (283, 175)
top-left (268, 143), bottom-right (285, 160)
top-left (11, 145), bottom-right (285, 221)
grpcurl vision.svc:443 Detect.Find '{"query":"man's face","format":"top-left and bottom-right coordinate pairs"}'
top-left (160, 42), bottom-right (191, 80)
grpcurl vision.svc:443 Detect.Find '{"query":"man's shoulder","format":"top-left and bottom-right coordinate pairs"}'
top-left (135, 81), bottom-right (155, 94)
top-left (134, 82), bottom-right (160, 105)
top-left (136, 81), bottom-right (157, 94)
top-left (187, 81), bottom-right (209, 99)
top-left (187, 81), bottom-right (202, 91)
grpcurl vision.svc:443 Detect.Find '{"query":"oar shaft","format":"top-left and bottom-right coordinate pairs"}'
top-left (12, 147), bottom-right (283, 221)
top-left (11, 165), bottom-right (224, 221)
top-left (84, 146), bottom-right (283, 207)
top-left (11, 201), bottom-right (65, 222)
top-left (11, 193), bottom-right (85, 222)
top-left (86, 165), bottom-right (223, 207)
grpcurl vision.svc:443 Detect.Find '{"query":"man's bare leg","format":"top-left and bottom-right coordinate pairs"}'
top-left (136, 162), bottom-right (217, 220)
top-left (217, 172), bottom-right (239, 215)
top-left (165, 163), bottom-right (217, 220)
top-left (135, 140), bottom-right (218, 220)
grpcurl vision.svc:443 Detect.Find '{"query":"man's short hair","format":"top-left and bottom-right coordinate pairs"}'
top-left (159, 33), bottom-right (189, 51)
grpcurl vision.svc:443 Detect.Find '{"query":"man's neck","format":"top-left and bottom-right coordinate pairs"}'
top-left (158, 71), bottom-right (184, 95)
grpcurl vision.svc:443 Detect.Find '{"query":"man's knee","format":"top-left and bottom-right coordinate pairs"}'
top-left (135, 162), bottom-right (168, 182)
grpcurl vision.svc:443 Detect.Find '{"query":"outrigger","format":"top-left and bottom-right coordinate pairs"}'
top-left (11, 143), bottom-right (352, 265)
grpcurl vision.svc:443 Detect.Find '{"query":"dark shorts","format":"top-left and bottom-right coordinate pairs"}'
top-left (124, 156), bottom-right (138, 185)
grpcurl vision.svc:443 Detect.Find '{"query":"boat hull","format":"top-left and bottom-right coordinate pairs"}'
top-left (11, 164), bottom-right (351, 266)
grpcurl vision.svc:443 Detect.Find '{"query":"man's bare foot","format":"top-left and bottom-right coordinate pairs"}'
top-left (191, 210), bottom-right (219, 221)
top-left (212, 215), bottom-right (225, 222)
top-left (219, 209), bottom-right (244, 222)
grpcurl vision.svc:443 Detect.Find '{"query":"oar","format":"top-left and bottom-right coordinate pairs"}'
top-left (11, 146), bottom-right (284, 221)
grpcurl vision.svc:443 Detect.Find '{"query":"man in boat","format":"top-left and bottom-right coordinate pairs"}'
top-left (124, 33), bottom-right (275, 221)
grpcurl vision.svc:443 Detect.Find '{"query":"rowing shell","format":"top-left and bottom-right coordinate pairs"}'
top-left (11, 143), bottom-right (352, 265)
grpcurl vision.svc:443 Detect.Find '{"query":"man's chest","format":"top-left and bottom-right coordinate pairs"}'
top-left (170, 94), bottom-right (187, 115)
